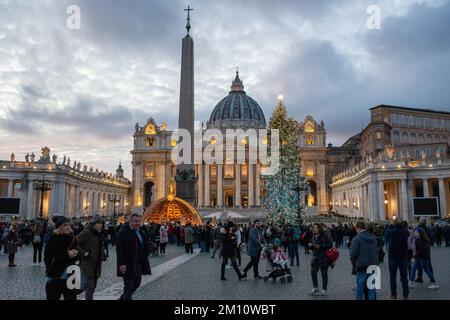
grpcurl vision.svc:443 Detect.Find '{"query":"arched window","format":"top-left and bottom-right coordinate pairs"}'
top-left (306, 181), bottom-right (317, 207)
top-left (410, 133), bottom-right (417, 144)
top-left (144, 181), bottom-right (154, 207)
top-left (418, 133), bottom-right (425, 144)
top-left (392, 131), bottom-right (400, 145)
top-left (401, 132), bottom-right (409, 144)
top-left (427, 134), bottom-right (433, 143)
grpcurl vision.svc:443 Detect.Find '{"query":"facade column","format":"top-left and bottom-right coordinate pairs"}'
top-left (423, 178), bottom-right (429, 197)
top-left (359, 185), bottom-right (364, 218)
top-left (256, 164), bottom-right (261, 206)
top-left (368, 180), bottom-right (377, 221)
top-left (26, 180), bottom-right (35, 219)
top-left (217, 164), bottom-right (223, 208)
top-left (57, 182), bottom-right (67, 216)
top-left (49, 183), bottom-right (57, 216)
top-left (235, 164), bottom-right (241, 207)
top-left (66, 185), bottom-right (72, 218)
top-left (378, 180), bottom-right (386, 221)
top-left (318, 160), bottom-right (327, 213)
top-left (7, 179), bottom-right (14, 197)
top-left (248, 164), bottom-right (254, 207)
top-left (438, 178), bottom-right (447, 218)
top-left (204, 165), bottom-right (210, 207)
top-left (400, 179), bottom-right (408, 222)
top-left (407, 178), bottom-right (414, 223)
top-left (197, 164), bottom-right (203, 207)
top-left (73, 186), bottom-right (79, 218)
top-left (80, 190), bottom-right (86, 217)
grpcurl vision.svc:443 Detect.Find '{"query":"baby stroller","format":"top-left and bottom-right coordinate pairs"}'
top-left (262, 245), bottom-right (293, 283)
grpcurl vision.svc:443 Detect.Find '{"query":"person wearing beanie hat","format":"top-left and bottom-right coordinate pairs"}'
top-left (76, 214), bottom-right (106, 300)
top-left (54, 216), bottom-right (69, 230)
top-left (44, 215), bottom-right (79, 300)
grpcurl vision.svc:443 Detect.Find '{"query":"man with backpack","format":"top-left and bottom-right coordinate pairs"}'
top-left (350, 222), bottom-right (379, 300)
top-left (287, 222), bottom-right (301, 266)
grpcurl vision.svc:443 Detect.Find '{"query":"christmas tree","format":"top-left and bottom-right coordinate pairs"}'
top-left (261, 98), bottom-right (309, 225)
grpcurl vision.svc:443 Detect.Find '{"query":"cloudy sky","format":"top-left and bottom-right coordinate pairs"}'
top-left (1, 0), bottom-right (449, 178)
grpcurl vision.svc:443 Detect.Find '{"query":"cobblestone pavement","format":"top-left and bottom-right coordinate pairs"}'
top-left (134, 246), bottom-right (450, 300)
top-left (0, 243), bottom-right (188, 300)
top-left (1, 243), bottom-right (449, 300)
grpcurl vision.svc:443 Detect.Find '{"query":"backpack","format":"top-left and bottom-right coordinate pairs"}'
top-left (293, 228), bottom-right (300, 241)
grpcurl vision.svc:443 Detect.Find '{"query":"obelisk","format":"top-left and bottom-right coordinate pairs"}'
top-left (176, 6), bottom-right (196, 204)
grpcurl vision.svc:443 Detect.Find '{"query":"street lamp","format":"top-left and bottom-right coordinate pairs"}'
top-left (32, 174), bottom-right (53, 217)
top-left (108, 190), bottom-right (122, 218)
top-left (293, 184), bottom-right (308, 222)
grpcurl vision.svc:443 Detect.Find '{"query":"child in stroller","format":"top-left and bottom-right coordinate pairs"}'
top-left (262, 243), bottom-right (293, 283)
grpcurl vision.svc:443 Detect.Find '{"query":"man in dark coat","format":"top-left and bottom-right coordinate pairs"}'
top-left (242, 220), bottom-right (265, 279)
top-left (116, 214), bottom-right (151, 300)
top-left (385, 219), bottom-right (409, 300)
top-left (76, 215), bottom-right (106, 300)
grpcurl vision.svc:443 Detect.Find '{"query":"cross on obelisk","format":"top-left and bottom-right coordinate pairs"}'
top-left (184, 5), bottom-right (193, 34)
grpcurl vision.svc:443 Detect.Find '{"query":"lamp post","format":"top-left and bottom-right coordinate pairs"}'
top-left (108, 190), bottom-right (122, 218)
top-left (32, 174), bottom-right (53, 217)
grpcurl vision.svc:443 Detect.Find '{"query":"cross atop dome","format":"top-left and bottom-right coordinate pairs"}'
top-left (231, 69), bottom-right (244, 92)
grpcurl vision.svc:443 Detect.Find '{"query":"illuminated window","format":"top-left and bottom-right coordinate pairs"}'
top-left (170, 139), bottom-right (177, 147)
top-left (146, 137), bottom-right (155, 147)
top-left (210, 137), bottom-right (216, 145)
top-left (225, 164), bottom-right (234, 177)
top-left (306, 134), bottom-right (314, 145)
top-left (145, 124), bottom-right (156, 135)
top-left (242, 164), bottom-right (248, 176)
top-left (241, 137), bottom-right (248, 145)
top-left (145, 163), bottom-right (155, 178)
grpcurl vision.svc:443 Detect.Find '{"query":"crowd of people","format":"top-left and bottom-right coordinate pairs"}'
top-left (0, 213), bottom-right (448, 300)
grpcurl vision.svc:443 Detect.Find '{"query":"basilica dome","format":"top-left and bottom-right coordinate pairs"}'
top-left (207, 72), bottom-right (266, 130)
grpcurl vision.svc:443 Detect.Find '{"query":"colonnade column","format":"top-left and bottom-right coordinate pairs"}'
top-left (217, 164), bottom-right (223, 208)
top-left (235, 164), bottom-right (241, 207)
